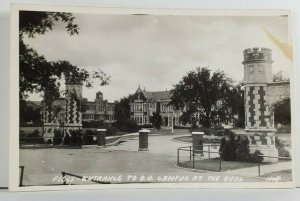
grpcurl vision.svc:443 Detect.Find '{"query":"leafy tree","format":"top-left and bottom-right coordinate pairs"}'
top-left (273, 71), bottom-right (289, 82)
top-left (150, 111), bottom-right (162, 130)
top-left (114, 95), bottom-right (134, 127)
top-left (226, 82), bottom-right (245, 128)
top-left (19, 12), bottom-right (109, 101)
top-left (274, 98), bottom-right (291, 126)
top-left (19, 11), bottom-right (110, 126)
top-left (19, 100), bottom-right (42, 126)
top-left (113, 95), bottom-right (139, 132)
top-left (170, 67), bottom-right (242, 128)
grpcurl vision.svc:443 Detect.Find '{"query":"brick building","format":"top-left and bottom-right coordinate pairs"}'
top-left (82, 91), bottom-right (115, 123)
top-left (42, 77), bottom-right (115, 142)
top-left (130, 86), bottom-right (183, 127)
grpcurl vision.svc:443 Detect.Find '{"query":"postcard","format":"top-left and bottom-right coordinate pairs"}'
top-left (9, 4), bottom-right (295, 191)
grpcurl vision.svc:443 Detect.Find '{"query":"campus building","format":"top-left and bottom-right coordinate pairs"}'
top-left (42, 77), bottom-right (115, 142)
top-left (130, 86), bottom-right (183, 127)
top-left (82, 91), bottom-right (115, 123)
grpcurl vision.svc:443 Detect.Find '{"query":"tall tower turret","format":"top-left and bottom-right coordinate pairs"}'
top-left (64, 76), bottom-right (83, 135)
top-left (96, 91), bottom-right (103, 100)
top-left (243, 47), bottom-right (273, 84)
top-left (243, 47), bottom-right (278, 162)
top-left (65, 76), bottom-right (83, 99)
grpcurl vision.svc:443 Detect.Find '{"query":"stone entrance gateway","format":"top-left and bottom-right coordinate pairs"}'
top-left (243, 47), bottom-right (290, 163)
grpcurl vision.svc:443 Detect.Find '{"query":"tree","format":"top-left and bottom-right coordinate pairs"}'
top-left (114, 95), bottom-right (132, 127)
top-left (170, 67), bottom-right (242, 128)
top-left (273, 71), bottom-right (289, 82)
top-left (19, 11), bottom-right (111, 127)
top-left (274, 98), bottom-right (291, 126)
top-left (113, 95), bottom-right (139, 132)
top-left (19, 100), bottom-right (42, 126)
top-left (150, 111), bottom-right (162, 130)
top-left (19, 11), bottom-right (110, 101)
top-left (225, 82), bottom-right (245, 128)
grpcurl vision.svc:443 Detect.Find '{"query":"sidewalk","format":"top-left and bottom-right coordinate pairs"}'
top-left (227, 161), bottom-right (292, 178)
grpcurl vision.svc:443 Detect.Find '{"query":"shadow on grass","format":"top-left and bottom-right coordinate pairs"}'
top-left (178, 158), bottom-right (259, 172)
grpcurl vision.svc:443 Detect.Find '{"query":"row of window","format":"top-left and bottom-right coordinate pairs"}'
top-left (82, 114), bottom-right (114, 121)
top-left (160, 103), bottom-right (174, 112)
top-left (131, 102), bottom-right (174, 112)
top-left (87, 104), bottom-right (114, 112)
top-left (133, 114), bottom-right (148, 125)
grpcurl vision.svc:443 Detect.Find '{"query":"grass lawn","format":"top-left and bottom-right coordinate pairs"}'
top-left (178, 158), bottom-right (258, 172)
top-left (106, 136), bottom-right (121, 144)
top-left (174, 136), bottom-right (192, 143)
top-left (261, 169), bottom-right (292, 181)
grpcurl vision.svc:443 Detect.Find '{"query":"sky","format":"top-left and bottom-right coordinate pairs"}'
top-left (24, 13), bottom-right (292, 102)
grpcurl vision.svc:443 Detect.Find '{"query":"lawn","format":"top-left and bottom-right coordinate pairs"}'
top-left (178, 158), bottom-right (258, 172)
top-left (174, 136), bottom-right (192, 143)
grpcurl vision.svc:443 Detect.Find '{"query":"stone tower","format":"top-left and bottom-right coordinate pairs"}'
top-left (243, 47), bottom-right (278, 162)
top-left (42, 89), bottom-right (60, 143)
top-left (64, 76), bottom-right (83, 135)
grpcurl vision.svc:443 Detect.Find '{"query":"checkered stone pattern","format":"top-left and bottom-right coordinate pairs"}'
top-left (249, 132), bottom-right (275, 146)
top-left (245, 85), bottom-right (271, 129)
top-left (43, 106), bottom-right (60, 142)
top-left (65, 97), bottom-right (82, 127)
top-left (44, 106), bottom-right (57, 124)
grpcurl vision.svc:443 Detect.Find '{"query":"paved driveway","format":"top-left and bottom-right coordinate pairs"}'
top-left (20, 135), bottom-right (279, 186)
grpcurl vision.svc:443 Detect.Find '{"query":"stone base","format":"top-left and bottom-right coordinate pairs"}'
top-left (250, 145), bottom-right (278, 163)
top-left (138, 148), bottom-right (149, 151)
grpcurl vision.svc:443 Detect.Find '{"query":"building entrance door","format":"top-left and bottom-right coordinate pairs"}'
top-left (164, 117), bottom-right (168, 127)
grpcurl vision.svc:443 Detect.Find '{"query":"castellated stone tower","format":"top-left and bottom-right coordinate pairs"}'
top-left (243, 47), bottom-right (278, 162)
top-left (64, 76), bottom-right (83, 135)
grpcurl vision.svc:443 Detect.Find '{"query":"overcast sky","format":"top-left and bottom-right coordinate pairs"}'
top-left (24, 13), bottom-right (292, 102)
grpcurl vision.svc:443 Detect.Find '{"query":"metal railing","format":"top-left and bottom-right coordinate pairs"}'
top-left (177, 144), bottom-right (223, 171)
top-left (178, 145), bottom-right (292, 176)
top-left (61, 171), bottom-right (111, 185)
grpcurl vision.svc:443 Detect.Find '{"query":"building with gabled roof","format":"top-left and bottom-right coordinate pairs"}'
top-left (130, 86), bottom-right (183, 127)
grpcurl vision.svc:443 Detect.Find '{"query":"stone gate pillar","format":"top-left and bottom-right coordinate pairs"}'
top-left (243, 47), bottom-right (278, 163)
top-left (64, 77), bottom-right (83, 136)
top-left (43, 103), bottom-right (59, 144)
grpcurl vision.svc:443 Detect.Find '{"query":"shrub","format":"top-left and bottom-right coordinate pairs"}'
top-left (83, 130), bottom-right (96, 145)
top-left (53, 129), bottom-right (63, 145)
top-left (150, 112), bottom-right (162, 130)
top-left (27, 129), bottom-right (44, 144)
top-left (275, 136), bottom-right (284, 148)
top-left (219, 133), bottom-right (237, 161)
top-left (82, 120), bottom-right (104, 128)
top-left (278, 147), bottom-right (290, 158)
top-left (173, 125), bottom-right (190, 129)
top-left (63, 134), bottom-right (71, 145)
top-left (251, 150), bottom-right (264, 163)
top-left (236, 136), bottom-right (251, 162)
top-left (139, 124), bottom-right (153, 129)
top-left (69, 130), bottom-right (83, 146)
top-left (105, 126), bottom-right (119, 136)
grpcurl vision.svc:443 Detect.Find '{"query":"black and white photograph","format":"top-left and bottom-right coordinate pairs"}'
top-left (10, 5), bottom-right (294, 190)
